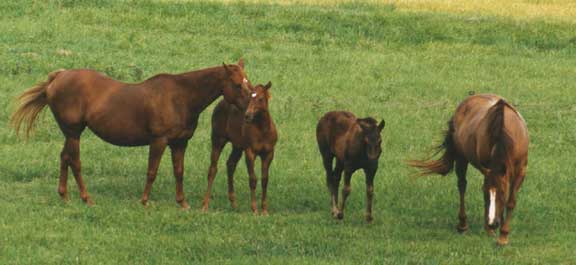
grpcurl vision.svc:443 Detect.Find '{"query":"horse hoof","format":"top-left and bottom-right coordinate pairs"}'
top-left (59, 194), bottom-right (69, 203)
top-left (485, 229), bottom-right (496, 237)
top-left (336, 212), bottom-right (344, 220)
top-left (252, 210), bottom-right (259, 216)
top-left (178, 201), bottom-right (190, 210)
top-left (366, 215), bottom-right (374, 223)
top-left (82, 196), bottom-right (94, 206)
top-left (496, 236), bottom-right (509, 246)
top-left (456, 224), bottom-right (469, 233)
top-left (261, 210), bottom-right (269, 216)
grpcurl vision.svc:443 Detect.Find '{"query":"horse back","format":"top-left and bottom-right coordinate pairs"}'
top-left (453, 94), bottom-right (528, 169)
top-left (316, 111), bottom-right (356, 158)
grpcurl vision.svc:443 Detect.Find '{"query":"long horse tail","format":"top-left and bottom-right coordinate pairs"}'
top-left (11, 69), bottom-right (65, 138)
top-left (407, 120), bottom-right (457, 176)
top-left (485, 99), bottom-right (515, 175)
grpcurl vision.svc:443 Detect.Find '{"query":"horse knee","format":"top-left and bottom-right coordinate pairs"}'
top-left (174, 167), bottom-right (184, 178)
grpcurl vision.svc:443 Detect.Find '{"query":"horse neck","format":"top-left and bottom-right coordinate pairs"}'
top-left (346, 124), bottom-right (365, 156)
top-left (177, 67), bottom-right (227, 112)
top-left (252, 110), bottom-right (273, 132)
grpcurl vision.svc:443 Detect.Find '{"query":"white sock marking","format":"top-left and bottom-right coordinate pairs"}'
top-left (488, 188), bottom-right (496, 225)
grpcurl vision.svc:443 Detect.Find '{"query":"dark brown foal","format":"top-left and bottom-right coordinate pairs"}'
top-left (12, 59), bottom-right (251, 208)
top-left (409, 94), bottom-right (528, 246)
top-left (316, 111), bottom-right (385, 222)
top-left (202, 82), bottom-right (277, 215)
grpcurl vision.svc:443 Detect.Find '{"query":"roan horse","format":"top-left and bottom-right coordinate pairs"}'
top-left (316, 111), bottom-right (385, 222)
top-left (409, 94), bottom-right (528, 246)
top-left (201, 82), bottom-right (277, 215)
top-left (11, 59), bottom-right (251, 208)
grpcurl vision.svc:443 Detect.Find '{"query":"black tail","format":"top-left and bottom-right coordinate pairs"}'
top-left (407, 120), bottom-right (456, 176)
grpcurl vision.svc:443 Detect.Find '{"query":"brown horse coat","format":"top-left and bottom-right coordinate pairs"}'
top-left (12, 60), bottom-right (250, 208)
top-left (316, 111), bottom-right (385, 222)
top-left (410, 94), bottom-right (528, 246)
top-left (202, 82), bottom-right (277, 215)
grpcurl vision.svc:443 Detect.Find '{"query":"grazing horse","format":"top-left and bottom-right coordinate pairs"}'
top-left (11, 59), bottom-right (251, 208)
top-left (409, 94), bottom-right (528, 246)
top-left (201, 82), bottom-right (277, 215)
top-left (316, 111), bottom-right (385, 222)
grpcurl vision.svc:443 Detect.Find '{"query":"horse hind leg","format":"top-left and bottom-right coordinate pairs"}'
top-left (226, 146), bottom-right (243, 209)
top-left (455, 158), bottom-right (469, 233)
top-left (201, 136), bottom-right (227, 212)
top-left (62, 135), bottom-right (93, 205)
top-left (321, 151), bottom-right (337, 216)
top-left (56, 117), bottom-right (91, 205)
top-left (58, 143), bottom-right (70, 201)
top-left (497, 166), bottom-right (527, 246)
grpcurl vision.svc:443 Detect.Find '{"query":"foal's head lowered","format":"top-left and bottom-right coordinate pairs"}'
top-left (357, 118), bottom-right (385, 160)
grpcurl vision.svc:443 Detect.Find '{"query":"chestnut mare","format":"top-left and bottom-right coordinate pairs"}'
top-left (409, 94), bottom-right (528, 246)
top-left (11, 59), bottom-right (250, 208)
top-left (316, 111), bottom-right (385, 222)
top-left (201, 82), bottom-right (277, 215)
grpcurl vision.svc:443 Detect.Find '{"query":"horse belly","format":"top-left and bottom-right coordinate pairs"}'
top-left (87, 113), bottom-right (152, 146)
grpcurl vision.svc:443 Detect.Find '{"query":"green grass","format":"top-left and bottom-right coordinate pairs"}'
top-left (1, 0), bottom-right (575, 264)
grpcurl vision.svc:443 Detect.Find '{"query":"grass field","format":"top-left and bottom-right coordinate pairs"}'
top-left (1, 0), bottom-right (575, 264)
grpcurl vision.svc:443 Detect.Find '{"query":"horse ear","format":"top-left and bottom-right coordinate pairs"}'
top-left (222, 63), bottom-right (232, 75)
top-left (237, 58), bottom-right (245, 69)
top-left (264, 81), bottom-right (272, 90)
top-left (378, 119), bottom-right (385, 132)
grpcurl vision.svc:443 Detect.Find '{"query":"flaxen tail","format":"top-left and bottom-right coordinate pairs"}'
top-left (484, 99), bottom-right (514, 175)
top-left (407, 120), bottom-right (457, 176)
top-left (11, 69), bottom-right (65, 138)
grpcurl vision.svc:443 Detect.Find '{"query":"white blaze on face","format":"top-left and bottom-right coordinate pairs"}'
top-left (488, 188), bottom-right (496, 225)
top-left (251, 92), bottom-right (257, 98)
top-left (242, 78), bottom-right (248, 84)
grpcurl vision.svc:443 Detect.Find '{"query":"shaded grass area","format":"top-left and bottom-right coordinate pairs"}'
top-left (0, 0), bottom-right (575, 264)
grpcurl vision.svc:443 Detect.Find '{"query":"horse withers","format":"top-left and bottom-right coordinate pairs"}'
top-left (316, 111), bottom-right (385, 222)
top-left (409, 94), bottom-right (529, 246)
top-left (202, 82), bottom-right (277, 215)
top-left (11, 59), bottom-right (251, 208)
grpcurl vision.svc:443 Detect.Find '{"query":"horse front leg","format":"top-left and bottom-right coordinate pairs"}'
top-left (260, 151), bottom-right (274, 216)
top-left (363, 166), bottom-right (377, 223)
top-left (338, 168), bottom-right (354, 220)
top-left (141, 138), bottom-right (167, 207)
top-left (244, 149), bottom-right (258, 215)
top-left (170, 142), bottom-right (189, 209)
